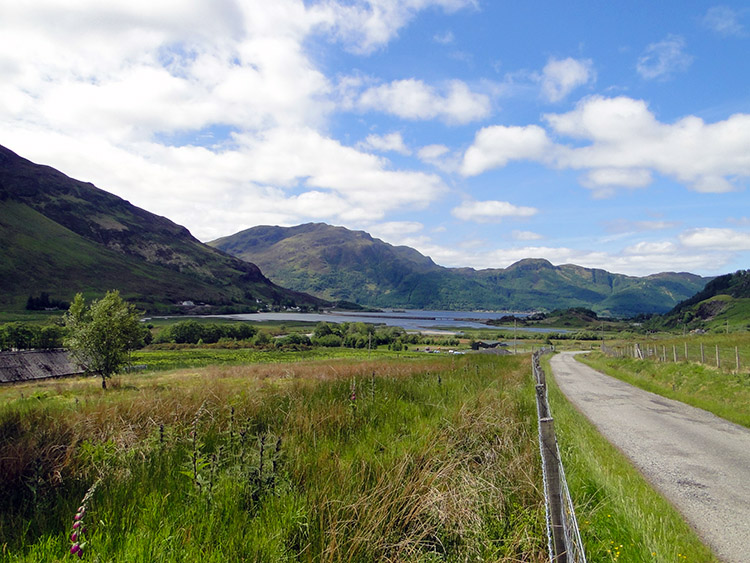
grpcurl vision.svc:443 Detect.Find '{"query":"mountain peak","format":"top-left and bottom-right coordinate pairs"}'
top-left (0, 144), bottom-right (325, 312)
top-left (211, 223), bottom-right (708, 316)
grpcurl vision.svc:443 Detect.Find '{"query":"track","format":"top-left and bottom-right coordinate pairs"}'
top-left (550, 352), bottom-right (750, 563)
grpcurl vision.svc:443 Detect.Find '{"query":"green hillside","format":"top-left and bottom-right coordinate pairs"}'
top-left (652, 270), bottom-right (750, 331)
top-left (210, 223), bottom-right (709, 316)
top-left (0, 145), bottom-right (325, 313)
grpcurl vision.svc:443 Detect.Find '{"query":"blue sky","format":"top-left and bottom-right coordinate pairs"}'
top-left (1, 1), bottom-right (749, 276)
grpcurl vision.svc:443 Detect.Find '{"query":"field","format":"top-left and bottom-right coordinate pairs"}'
top-left (129, 347), bottom-right (423, 372)
top-left (0, 353), bottom-right (549, 562)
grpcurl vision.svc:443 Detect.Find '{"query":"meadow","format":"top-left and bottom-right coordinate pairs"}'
top-left (0, 353), bottom-right (548, 562)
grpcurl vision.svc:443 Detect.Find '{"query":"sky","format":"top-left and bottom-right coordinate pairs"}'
top-left (1, 1), bottom-right (749, 277)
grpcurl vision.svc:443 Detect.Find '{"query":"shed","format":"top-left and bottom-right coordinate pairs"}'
top-left (0, 350), bottom-right (84, 384)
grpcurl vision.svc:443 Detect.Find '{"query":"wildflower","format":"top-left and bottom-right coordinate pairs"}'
top-left (68, 478), bottom-right (100, 558)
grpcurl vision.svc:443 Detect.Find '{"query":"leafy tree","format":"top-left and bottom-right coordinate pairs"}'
top-left (64, 291), bottom-right (146, 389)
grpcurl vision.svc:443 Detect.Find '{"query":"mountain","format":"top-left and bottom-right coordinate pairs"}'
top-left (209, 223), bottom-right (709, 317)
top-left (0, 145), bottom-right (325, 313)
top-left (652, 270), bottom-right (750, 330)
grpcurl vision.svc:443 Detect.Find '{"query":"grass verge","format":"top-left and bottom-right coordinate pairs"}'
top-left (542, 355), bottom-right (717, 562)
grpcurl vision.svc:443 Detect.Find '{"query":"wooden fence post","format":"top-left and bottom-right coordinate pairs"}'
top-left (716, 345), bottom-right (720, 369)
top-left (736, 347), bottom-right (740, 372)
top-left (700, 343), bottom-right (705, 364)
top-left (684, 342), bottom-right (688, 362)
top-left (673, 345), bottom-right (677, 363)
top-left (539, 418), bottom-right (567, 562)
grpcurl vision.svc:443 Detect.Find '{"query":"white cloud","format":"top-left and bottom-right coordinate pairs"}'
top-left (464, 96), bottom-right (750, 195)
top-left (357, 79), bottom-right (491, 124)
top-left (512, 230), bottom-right (543, 241)
top-left (418, 144), bottom-right (450, 161)
top-left (417, 144), bottom-right (461, 172)
top-left (541, 57), bottom-right (594, 102)
top-left (0, 0), bottom-right (467, 241)
top-left (604, 219), bottom-right (680, 233)
top-left (403, 236), bottom-right (725, 276)
top-left (316, 0), bottom-right (478, 54)
top-left (433, 30), bottom-right (455, 44)
top-left (452, 200), bottom-right (537, 223)
top-left (680, 228), bottom-right (750, 251)
top-left (623, 241), bottom-right (678, 255)
top-left (461, 125), bottom-right (551, 176)
top-left (702, 6), bottom-right (746, 37)
top-left (547, 96), bottom-right (750, 193)
top-left (357, 132), bottom-right (411, 155)
top-left (581, 168), bottom-right (653, 198)
top-left (367, 221), bottom-right (425, 242)
top-left (636, 35), bottom-right (693, 80)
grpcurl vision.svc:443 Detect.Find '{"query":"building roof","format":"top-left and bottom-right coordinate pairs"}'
top-left (0, 350), bottom-right (83, 384)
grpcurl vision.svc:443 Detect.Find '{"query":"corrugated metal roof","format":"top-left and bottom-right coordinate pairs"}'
top-left (0, 350), bottom-right (84, 384)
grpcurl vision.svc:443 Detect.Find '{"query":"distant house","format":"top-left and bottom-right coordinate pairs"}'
top-left (474, 340), bottom-right (507, 349)
top-left (0, 350), bottom-right (84, 384)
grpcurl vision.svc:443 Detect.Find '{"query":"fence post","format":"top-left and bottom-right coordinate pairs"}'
top-left (684, 342), bottom-right (688, 362)
top-left (673, 345), bottom-right (677, 363)
top-left (701, 343), bottom-right (705, 364)
top-left (736, 347), bottom-right (740, 372)
top-left (540, 418), bottom-right (567, 562)
top-left (716, 345), bottom-right (720, 369)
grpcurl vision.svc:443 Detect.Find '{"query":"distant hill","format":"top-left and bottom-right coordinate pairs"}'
top-left (654, 270), bottom-right (750, 330)
top-left (209, 223), bottom-right (709, 316)
top-left (0, 145), bottom-right (325, 313)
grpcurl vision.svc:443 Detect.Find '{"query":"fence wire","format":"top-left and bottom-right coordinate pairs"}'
top-left (533, 351), bottom-right (586, 563)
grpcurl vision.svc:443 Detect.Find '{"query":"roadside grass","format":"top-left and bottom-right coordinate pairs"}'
top-left (0, 353), bottom-right (547, 562)
top-left (579, 351), bottom-right (750, 429)
top-left (542, 355), bottom-right (718, 562)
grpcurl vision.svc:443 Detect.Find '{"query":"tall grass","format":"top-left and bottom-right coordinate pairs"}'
top-left (0, 354), bottom-right (546, 562)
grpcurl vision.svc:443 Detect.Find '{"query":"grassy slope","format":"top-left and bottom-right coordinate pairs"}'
top-left (0, 200), bottom-right (319, 313)
top-left (0, 145), bottom-right (325, 313)
top-left (543, 355), bottom-right (717, 562)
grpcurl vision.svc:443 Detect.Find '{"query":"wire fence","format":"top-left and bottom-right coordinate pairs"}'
top-left (533, 351), bottom-right (586, 563)
top-left (601, 341), bottom-right (746, 372)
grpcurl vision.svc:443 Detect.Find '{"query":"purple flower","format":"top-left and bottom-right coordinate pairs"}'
top-left (70, 543), bottom-right (80, 555)
top-left (72, 521), bottom-right (81, 529)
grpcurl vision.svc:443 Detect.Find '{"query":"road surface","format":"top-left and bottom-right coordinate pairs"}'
top-left (550, 352), bottom-right (750, 563)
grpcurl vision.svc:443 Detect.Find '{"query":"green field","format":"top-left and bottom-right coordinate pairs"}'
top-left (0, 353), bottom-right (550, 562)
top-left (1, 346), bottom-right (724, 561)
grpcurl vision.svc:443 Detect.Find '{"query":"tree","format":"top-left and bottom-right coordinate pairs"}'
top-left (64, 291), bottom-right (146, 389)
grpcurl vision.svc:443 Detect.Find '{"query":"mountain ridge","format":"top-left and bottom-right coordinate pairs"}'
top-left (210, 223), bottom-right (709, 316)
top-left (0, 145), bottom-right (325, 312)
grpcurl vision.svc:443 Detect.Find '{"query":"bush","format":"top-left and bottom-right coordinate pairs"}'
top-left (313, 334), bottom-right (343, 347)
